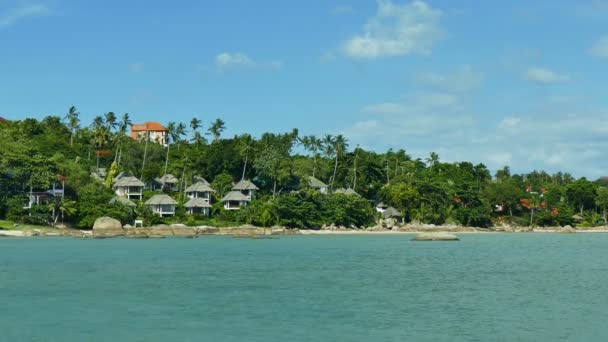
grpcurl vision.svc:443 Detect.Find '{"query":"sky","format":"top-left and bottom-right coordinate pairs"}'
top-left (1, 0), bottom-right (608, 178)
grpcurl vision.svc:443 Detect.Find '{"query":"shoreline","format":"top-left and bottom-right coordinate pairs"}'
top-left (3, 226), bottom-right (608, 238)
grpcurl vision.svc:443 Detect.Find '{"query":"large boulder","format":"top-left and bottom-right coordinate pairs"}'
top-left (92, 217), bottom-right (124, 237)
top-left (412, 232), bottom-right (459, 241)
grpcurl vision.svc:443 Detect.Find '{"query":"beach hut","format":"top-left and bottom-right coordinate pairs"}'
top-left (334, 188), bottom-right (359, 196)
top-left (221, 191), bottom-right (250, 210)
top-left (232, 179), bottom-right (259, 200)
top-left (307, 176), bottom-right (329, 193)
top-left (382, 206), bottom-right (402, 219)
top-left (184, 197), bottom-right (212, 216)
top-left (113, 173), bottom-right (145, 200)
top-left (185, 181), bottom-right (215, 202)
top-left (145, 194), bottom-right (177, 217)
top-left (154, 174), bottom-right (179, 192)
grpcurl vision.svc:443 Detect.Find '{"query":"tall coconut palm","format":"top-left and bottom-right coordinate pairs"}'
top-left (322, 134), bottom-right (335, 186)
top-left (163, 122), bottom-right (177, 177)
top-left (238, 133), bottom-right (253, 180)
top-left (115, 113), bottom-right (132, 166)
top-left (64, 106), bottom-right (80, 147)
top-left (104, 112), bottom-right (118, 133)
top-left (331, 134), bottom-right (348, 190)
top-left (175, 122), bottom-right (187, 150)
top-left (91, 116), bottom-right (108, 171)
top-left (208, 118), bottom-right (225, 143)
top-left (303, 135), bottom-right (323, 177)
top-left (190, 117), bottom-right (201, 141)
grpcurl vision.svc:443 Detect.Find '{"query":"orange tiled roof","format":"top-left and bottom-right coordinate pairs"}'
top-left (131, 121), bottom-right (166, 132)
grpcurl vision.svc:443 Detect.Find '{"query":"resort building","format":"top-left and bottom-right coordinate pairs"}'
top-left (185, 181), bottom-right (215, 202)
top-left (130, 121), bottom-right (168, 146)
top-left (334, 188), bottom-right (359, 196)
top-left (184, 198), bottom-right (212, 216)
top-left (221, 191), bottom-right (250, 210)
top-left (154, 174), bottom-right (179, 192)
top-left (145, 194), bottom-right (177, 217)
top-left (232, 179), bottom-right (259, 200)
top-left (113, 172), bottom-right (145, 200)
top-left (307, 176), bottom-right (328, 193)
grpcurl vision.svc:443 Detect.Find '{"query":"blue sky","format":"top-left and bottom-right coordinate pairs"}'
top-left (1, 0), bottom-right (608, 178)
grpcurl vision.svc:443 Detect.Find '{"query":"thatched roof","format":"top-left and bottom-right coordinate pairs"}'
top-left (221, 191), bottom-right (249, 202)
top-left (109, 196), bottom-right (136, 207)
top-left (232, 179), bottom-right (259, 191)
top-left (193, 176), bottom-right (210, 185)
top-left (376, 202), bottom-right (388, 209)
top-left (114, 175), bottom-right (145, 187)
top-left (113, 171), bottom-right (130, 182)
top-left (155, 174), bottom-right (179, 184)
top-left (185, 181), bottom-right (216, 193)
top-left (382, 206), bottom-right (402, 218)
top-left (184, 197), bottom-right (212, 208)
top-left (145, 194), bottom-right (177, 205)
top-left (308, 176), bottom-right (328, 188)
top-left (334, 188), bottom-right (359, 196)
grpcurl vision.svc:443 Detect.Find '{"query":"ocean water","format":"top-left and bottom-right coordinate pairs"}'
top-left (1, 234), bottom-right (608, 342)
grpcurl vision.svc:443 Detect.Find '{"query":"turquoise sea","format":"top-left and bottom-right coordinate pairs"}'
top-left (1, 234), bottom-right (608, 341)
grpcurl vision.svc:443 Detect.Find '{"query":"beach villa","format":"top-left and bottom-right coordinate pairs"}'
top-left (185, 181), bottom-right (215, 202)
top-left (220, 179), bottom-right (259, 210)
top-left (184, 198), bottom-right (212, 216)
top-left (130, 121), bottom-right (168, 146)
top-left (145, 194), bottom-right (177, 217)
top-left (308, 176), bottom-right (329, 193)
top-left (113, 172), bottom-right (145, 200)
top-left (221, 191), bottom-right (250, 210)
top-left (232, 179), bottom-right (259, 200)
top-left (334, 188), bottom-right (359, 196)
top-left (154, 174), bottom-right (179, 192)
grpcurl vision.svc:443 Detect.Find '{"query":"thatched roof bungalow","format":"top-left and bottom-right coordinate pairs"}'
top-left (145, 194), bottom-right (177, 217)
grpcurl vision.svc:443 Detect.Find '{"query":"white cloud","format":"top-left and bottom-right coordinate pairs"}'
top-left (332, 6), bottom-right (355, 15)
top-left (416, 66), bottom-right (483, 92)
top-left (215, 52), bottom-right (255, 71)
top-left (342, 0), bottom-right (442, 59)
top-left (215, 52), bottom-right (283, 72)
top-left (590, 35), bottom-right (608, 58)
top-left (523, 67), bottom-right (570, 84)
top-left (0, 4), bottom-right (51, 29)
top-left (338, 93), bottom-right (608, 178)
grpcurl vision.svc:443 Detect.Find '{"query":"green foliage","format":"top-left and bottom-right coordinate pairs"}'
top-left (1, 114), bottom-right (605, 230)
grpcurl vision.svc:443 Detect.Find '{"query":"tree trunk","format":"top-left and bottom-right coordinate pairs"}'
top-left (530, 208), bottom-right (534, 226)
top-left (163, 143), bottom-right (170, 177)
top-left (331, 154), bottom-right (338, 190)
top-left (141, 134), bottom-right (149, 178)
top-left (241, 154), bottom-right (248, 181)
top-left (352, 153), bottom-right (357, 191)
top-left (312, 154), bottom-right (317, 177)
top-left (70, 133), bottom-right (74, 147)
top-left (273, 179), bottom-right (277, 199)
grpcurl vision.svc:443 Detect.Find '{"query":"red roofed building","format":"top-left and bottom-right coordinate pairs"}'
top-left (130, 121), bottom-right (168, 146)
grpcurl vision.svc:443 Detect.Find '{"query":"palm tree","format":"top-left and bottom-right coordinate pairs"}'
top-left (64, 106), bottom-right (80, 147)
top-left (115, 113), bottom-right (132, 166)
top-left (331, 134), bottom-right (348, 191)
top-left (322, 134), bottom-right (335, 186)
top-left (176, 122), bottom-right (187, 150)
top-left (190, 117), bottom-right (201, 141)
top-left (104, 112), bottom-right (118, 132)
top-left (238, 133), bottom-right (253, 180)
top-left (208, 118), bottom-right (225, 143)
top-left (426, 152), bottom-right (440, 170)
top-left (91, 116), bottom-right (107, 171)
top-left (308, 135), bottom-right (322, 177)
top-left (163, 122), bottom-right (177, 177)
